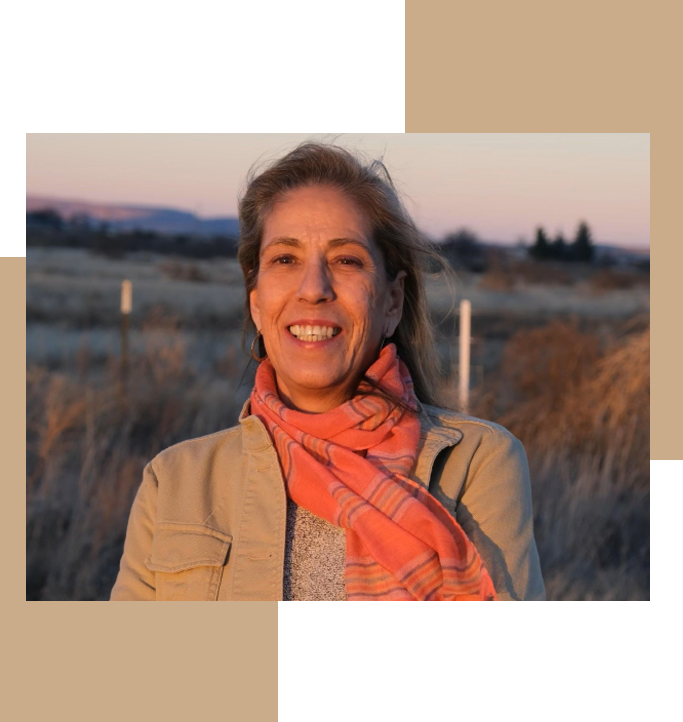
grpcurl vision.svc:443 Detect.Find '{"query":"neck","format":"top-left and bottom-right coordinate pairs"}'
top-left (277, 385), bottom-right (351, 413)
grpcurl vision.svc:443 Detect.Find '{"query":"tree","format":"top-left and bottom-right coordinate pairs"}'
top-left (441, 229), bottom-right (488, 272)
top-left (529, 226), bottom-right (551, 260)
top-left (571, 221), bottom-right (595, 263)
top-left (551, 232), bottom-right (567, 260)
top-left (26, 209), bottom-right (63, 230)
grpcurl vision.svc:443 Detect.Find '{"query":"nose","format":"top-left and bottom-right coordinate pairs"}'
top-left (296, 258), bottom-right (335, 304)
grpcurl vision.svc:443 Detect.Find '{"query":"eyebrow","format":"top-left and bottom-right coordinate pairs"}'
top-left (261, 237), bottom-right (373, 254)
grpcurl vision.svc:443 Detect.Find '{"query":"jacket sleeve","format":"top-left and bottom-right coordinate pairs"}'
top-left (110, 461), bottom-right (158, 601)
top-left (454, 429), bottom-right (546, 601)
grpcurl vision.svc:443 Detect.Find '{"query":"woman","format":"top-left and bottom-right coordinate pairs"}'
top-left (110, 142), bottom-right (545, 601)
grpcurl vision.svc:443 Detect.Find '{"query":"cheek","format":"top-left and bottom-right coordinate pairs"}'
top-left (347, 282), bottom-right (380, 310)
top-left (255, 279), bottom-right (280, 316)
top-left (348, 284), bottom-right (383, 334)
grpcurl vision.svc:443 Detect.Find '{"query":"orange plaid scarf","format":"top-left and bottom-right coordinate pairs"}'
top-left (250, 344), bottom-right (496, 601)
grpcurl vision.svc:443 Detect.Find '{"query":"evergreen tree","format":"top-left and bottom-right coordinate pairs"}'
top-left (529, 226), bottom-right (551, 260)
top-left (571, 221), bottom-right (595, 262)
top-left (26, 209), bottom-right (63, 230)
top-left (440, 229), bottom-right (487, 272)
top-left (551, 232), bottom-right (567, 260)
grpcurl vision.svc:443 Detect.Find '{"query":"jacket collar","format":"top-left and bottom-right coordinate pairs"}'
top-left (412, 401), bottom-right (463, 488)
top-left (238, 397), bottom-right (462, 490)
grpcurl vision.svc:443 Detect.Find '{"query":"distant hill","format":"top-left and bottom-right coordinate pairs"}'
top-left (26, 195), bottom-right (240, 238)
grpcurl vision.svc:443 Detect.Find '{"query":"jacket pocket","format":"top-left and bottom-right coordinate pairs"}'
top-left (145, 523), bottom-right (232, 601)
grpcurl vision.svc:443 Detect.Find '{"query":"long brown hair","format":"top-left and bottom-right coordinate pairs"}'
top-left (237, 141), bottom-right (450, 406)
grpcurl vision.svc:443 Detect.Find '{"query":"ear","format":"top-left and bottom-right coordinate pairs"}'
top-left (384, 270), bottom-right (406, 337)
top-left (249, 286), bottom-right (262, 332)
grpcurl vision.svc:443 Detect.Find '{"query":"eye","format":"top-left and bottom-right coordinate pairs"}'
top-left (271, 254), bottom-right (297, 265)
top-left (334, 256), bottom-right (363, 267)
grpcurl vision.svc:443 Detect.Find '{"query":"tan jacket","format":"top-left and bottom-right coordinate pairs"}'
top-left (110, 402), bottom-right (545, 601)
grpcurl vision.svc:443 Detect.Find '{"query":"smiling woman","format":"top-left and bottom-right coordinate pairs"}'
top-left (110, 142), bottom-right (545, 602)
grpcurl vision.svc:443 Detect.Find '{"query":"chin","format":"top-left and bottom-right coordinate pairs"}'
top-left (282, 365), bottom-right (354, 395)
top-left (290, 374), bottom-right (344, 391)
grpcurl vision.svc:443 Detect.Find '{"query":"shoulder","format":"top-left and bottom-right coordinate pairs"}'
top-left (420, 405), bottom-right (531, 515)
top-left (150, 423), bottom-right (245, 479)
top-left (421, 402), bottom-right (513, 435)
top-left (143, 422), bottom-right (256, 527)
top-left (419, 403), bottom-right (529, 493)
top-left (420, 403), bottom-right (524, 457)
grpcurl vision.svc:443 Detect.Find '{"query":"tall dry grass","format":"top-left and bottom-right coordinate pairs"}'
top-left (472, 319), bottom-right (649, 600)
top-left (26, 325), bottom-right (248, 600)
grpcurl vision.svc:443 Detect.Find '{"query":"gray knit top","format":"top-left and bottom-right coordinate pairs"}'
top-left (282, 497), bottom-right (347, 601)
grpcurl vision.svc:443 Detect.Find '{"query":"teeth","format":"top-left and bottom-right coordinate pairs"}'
top-left (288, 325), bottom-right (341, 341)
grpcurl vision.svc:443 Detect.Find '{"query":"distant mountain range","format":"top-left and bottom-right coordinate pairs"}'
top-left (26, 195), bottom-right (240, 238)
top-left (26, 195), bottom-right (649, 260)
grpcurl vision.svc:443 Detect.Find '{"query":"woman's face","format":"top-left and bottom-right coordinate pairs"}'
top-left (250, 184), bottom-right (406, 413)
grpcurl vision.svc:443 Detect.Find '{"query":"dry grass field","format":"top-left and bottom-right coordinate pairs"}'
top-left (26, 247), bottom-right (650, 600)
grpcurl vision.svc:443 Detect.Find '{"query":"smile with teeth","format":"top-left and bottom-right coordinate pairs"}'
top-left (288, 324), bottom-right (342, 342)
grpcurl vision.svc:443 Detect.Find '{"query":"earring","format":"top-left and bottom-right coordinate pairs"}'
top-left (250, 331), bottom-right (268, 362)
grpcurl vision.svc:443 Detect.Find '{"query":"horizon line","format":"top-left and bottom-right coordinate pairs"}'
top-left (26, 191), bottom-right (650, 251)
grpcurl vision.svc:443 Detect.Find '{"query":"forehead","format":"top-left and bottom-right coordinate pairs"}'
top-left (262, 185), bottom-right (373, 246)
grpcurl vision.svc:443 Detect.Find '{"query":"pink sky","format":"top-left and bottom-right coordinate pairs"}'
top-left (26, 134), bottom-right (649, 248)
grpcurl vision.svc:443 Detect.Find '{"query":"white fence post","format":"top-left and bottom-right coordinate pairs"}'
top-left (459, 299), bottom-right (471, 413)
top-left (120, 280), bottom-right (132, 385)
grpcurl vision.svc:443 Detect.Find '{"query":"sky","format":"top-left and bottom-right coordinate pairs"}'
top-left (26, 134), bottom-right (650, 248)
